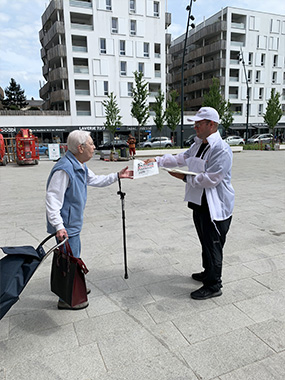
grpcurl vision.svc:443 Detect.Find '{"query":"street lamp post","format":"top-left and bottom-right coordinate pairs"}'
top-left (239, 49), bottom-right (249, 143)
top-left (180, 0), bottom-right (196, 148)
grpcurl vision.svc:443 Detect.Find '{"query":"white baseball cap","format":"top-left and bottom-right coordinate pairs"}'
top-left (187, 107), bottom-right (220, 124)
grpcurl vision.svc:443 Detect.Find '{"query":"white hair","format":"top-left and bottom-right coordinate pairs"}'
top-left (67, 130), bottom-right (91, 154)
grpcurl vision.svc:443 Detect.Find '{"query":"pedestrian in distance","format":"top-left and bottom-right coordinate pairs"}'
top-left (145, 107), bottom-right (234, 300)
top-left (127, 133), bottom-right (136, 158)
top-left (46, 130), bottom-right (133, 310)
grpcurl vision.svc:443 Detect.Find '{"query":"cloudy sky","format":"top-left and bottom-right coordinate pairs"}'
top-left (0, 0), bottom-right (285, 99)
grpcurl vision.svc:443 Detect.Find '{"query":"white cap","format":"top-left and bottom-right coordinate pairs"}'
top-left (187, 107), bottom-right (220, 124)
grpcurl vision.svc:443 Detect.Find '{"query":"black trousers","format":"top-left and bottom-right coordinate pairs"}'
top-left (193, 209), bottom-right (232, 291)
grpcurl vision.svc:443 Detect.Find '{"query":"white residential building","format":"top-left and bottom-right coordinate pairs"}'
top-left (37, 0), bottom-right (171, 142)
top-left (169, 7), bottom-right (285, 136)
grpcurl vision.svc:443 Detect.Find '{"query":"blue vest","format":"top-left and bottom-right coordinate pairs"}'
top-left (47, 150), bottom-right (88, 237)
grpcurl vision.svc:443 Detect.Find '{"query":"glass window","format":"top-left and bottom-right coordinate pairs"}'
top-left (120, 61), bottom-right (127, 75)
top-left (154, 43), bottom-right (161, 58)
top-left (120, 40), bottom-right (126, 55)
top-left (100, 38), bottom-right (106, 54)
top-left (144, 42), bottom-right (149, 58)
top-left (154, 2), bottom-right (159, 17)
top-left (130, 20), bottom-right (136, 35)
top-left (112, 18), bottom-right (118, 33)
top-left (138, 62), bottom-right (144, 74)
top-left (104, 81), bottom-right (109, 96)
top-left (130, 0), bottom-right (135, 13)
top-left (106, 0), bottom-right (112, 10)
top-left (128, 82), bottom-right (133, 96)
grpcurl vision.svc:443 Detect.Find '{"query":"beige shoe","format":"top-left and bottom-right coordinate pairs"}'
top-left (57, 300), bottom-right (89, 310)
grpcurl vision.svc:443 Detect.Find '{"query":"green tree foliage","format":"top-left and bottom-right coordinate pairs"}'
top-left (102, 92), bottom-right (122, 150)
top-left (203, 77), bottom-right (233, 132)
top-left (152, 90), bottom-right (165, 146)
top-left (3, 78), bottom-right (28, 110)
top-left (165, 90), bottom-right (181, 133)
top-left (131, 71), bottom-right (149, 145)
top-left (263, 89), bottom-right (282, 133)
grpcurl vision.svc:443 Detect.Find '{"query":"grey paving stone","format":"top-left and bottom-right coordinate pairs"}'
top-left (248, 319), bottom-right (285, 353)
top-left (234, 289), bottom-right (285, 322)
top-left (173, 304), bottom-right (253, 344)
top-left (219, 352), bottom-right (285, 380)
top-left (180, 328), bottom-right (274, 380)
top-left (253, 269), bottom-right (285, 291)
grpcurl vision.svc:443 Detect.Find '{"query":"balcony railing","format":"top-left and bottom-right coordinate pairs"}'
top-left (71, 23), bottom-right (93, 30)
top-left (77, 110), bottom-right (91, 116)
top-left (70, 0), bottom-right (92, 8)
top-left (75, 89), bottom-right (90, 95)
top-left (74, 66), bottom-right (89, 74)
top-left (72, 46), bottom-right (88, 52)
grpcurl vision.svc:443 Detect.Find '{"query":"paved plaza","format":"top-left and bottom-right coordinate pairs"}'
top-left (0, 149), bottom-right (285, 380)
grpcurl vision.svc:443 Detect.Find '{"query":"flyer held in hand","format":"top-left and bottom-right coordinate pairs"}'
top-left (133, 160), bottom-right (159, 179)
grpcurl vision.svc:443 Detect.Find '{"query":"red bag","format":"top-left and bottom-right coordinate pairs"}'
top-left (50, 241), bottom-right (89, 307)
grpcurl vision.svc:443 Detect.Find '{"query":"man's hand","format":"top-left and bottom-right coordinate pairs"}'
top-left (56, 228), bottom-right (68, 241)
top-left (168, 172), bottom-right (186, 181)
top-left (119, 166), bottom-right (133, 179)
top-left (144, 158), bottom-right (156, 164)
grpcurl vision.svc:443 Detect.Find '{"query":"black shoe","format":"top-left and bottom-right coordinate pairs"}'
top-left (190, 286), bottom-right (222, 300)
top-left (87, 288), bottom-right (91, 295)
top-left (58, 300), bottom-right (89, 310)
top-left (192, 272), bottom-right (206, 282)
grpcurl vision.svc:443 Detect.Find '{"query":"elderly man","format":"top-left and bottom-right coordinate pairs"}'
top-left (145, 107), bottom-right (234, 300)
top-left (46, 130), bottom-right (133, 310)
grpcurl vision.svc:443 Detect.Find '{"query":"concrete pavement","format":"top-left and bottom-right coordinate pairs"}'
top-left (0, 149), bottom-right (285, 380)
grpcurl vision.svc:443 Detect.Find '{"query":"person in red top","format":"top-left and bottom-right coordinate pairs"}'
top-left (127, 133), bottom-right (136, 158)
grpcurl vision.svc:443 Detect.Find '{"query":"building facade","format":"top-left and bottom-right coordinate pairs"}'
top-left (169, 7), bottom-right (285, 136)
top-left (38, 0), bottom-right (171, 142)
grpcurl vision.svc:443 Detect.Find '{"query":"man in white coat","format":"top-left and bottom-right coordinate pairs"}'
top-left (145, 107), bottom-right (234, 300)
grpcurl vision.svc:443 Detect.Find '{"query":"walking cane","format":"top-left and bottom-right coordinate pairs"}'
top-left (117, 176), bottom-right (128, 279)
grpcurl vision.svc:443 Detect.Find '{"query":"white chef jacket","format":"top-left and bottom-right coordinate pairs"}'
top-left (155, 131), bottom-right (235, 222)
top-left (46, 166), bottom-right (117, 232)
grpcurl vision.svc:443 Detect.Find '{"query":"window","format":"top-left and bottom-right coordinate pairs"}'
top-left (104, 81), bottom-right (109, 96)
top-left (130, 20), bottom-right (136, 35)
top-left (261, 53), bottom-right (265, 66)
top-left (100, 38), bottom-right (106, 54)
top-left (120, 61), bottom-right (127, 76)
top-left (248, 52), bottom-right (253, 65)
top-left (138, 62), bottom-right (144, 74)
top-left (120, 40), bottom-right (126, 55)
top-left (128, 82), bottom-right (133, 96)
top-left (112, 18), bottom-right (118, 33)
top-left (272, 71), bottom-right (277, 83)
top-left (258, 104), bottom-right (263, 116)
top-left (106, 0), bottom-right (112, 10)
top-left (255, 70), bottom-right (260, 83)
top-left (130, 0), bottom-right (135, 13)
top-left (248, 70), bottom-right (252, 83)
top-left (154, 63), bottom-right (161, 77)
top-left (273, 54), bottom-right (278, 67)
top-left (154, 43), bottom-right (161, 58)
top-left (144, 42), bottom-right (149, 58)
top-left (259, 88), bottom-right (263, 100)
top-left (154, 2), bottom-right (159, 17)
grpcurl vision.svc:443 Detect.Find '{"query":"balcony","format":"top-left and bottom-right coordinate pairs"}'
top-left (70, 0), bottom-right (92, 8)
top-left (49, 67), bottom-right (68, 82)
top-left (39, 82), bottom-right (50, 99)
top-left (41, 0), bottom-right (63, 27)
top-left (165, 33), bottom-right (171, 46)
top-left (50, 89), bottom-right (69, 104)
top-left (165, 12), bottom-right (171, 28)
top-left (47, 44), bottom-right (66, 61)
top-left (41, 21), bottom-right (65, 47)
top-left (74, 65), bottom-right (89, 74)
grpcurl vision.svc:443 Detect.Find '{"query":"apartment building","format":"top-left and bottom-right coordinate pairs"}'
top-left (169, 7), bottom-right (285, 134)
top-left (38, 0), bottom-right (171, 142)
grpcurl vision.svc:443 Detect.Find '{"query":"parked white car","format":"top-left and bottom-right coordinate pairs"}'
top-left (247, 134), bottom-right (273, 144)
top-left (139, 137), bottom-right (173, 148)
top-left (224, 136), bottom-right (245, 145)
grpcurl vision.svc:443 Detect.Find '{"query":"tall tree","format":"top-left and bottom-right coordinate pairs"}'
top-left (263, 89), bottom-right (282, 134)
top-left (102, 92), bottom-right (122, 151)
top-left (165, 90), bottom-right (181, 139)
top-left (203, 77), bottom-right (233, 133)
top-left (152, 90), bottom-right (165, 146)
top-left (131, 71), bottom-right (149, 145)
top-left (3, 78), bottom-right (28, 110)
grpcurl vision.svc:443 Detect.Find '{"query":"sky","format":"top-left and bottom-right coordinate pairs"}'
top-left (0, 0), bottom-right (285, 100)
